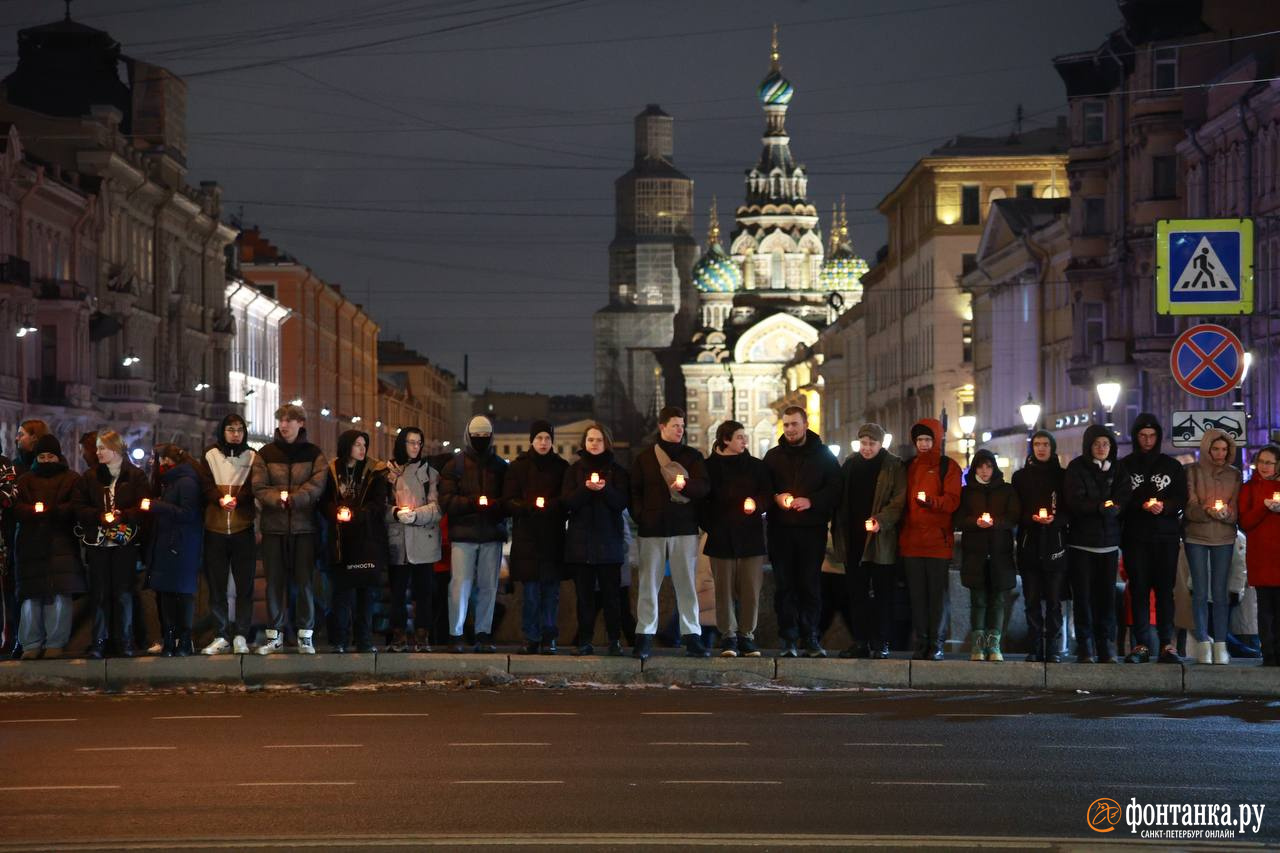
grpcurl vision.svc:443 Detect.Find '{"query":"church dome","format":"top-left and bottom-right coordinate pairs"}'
top-left (693, 198), bottom-right (741, 293)
top-left (758, 69), bottom-right (794, 106)
top-left (820, 202), bottom-right (868, 291)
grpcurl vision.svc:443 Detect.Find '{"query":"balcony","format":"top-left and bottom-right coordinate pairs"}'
top-left (97, 377), bottom-right (157, 402)
top-left (0, 256), bottom-right (32, 286)
top-left (27, 379), bottom-right (92, 408)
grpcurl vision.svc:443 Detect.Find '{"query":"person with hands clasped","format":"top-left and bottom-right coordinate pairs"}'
top-left (1011, 430), bottom-right (1069, 662)
top-left (385, 427), bottom-right (441, 652)
top-left (899, 418), bottom-right (962, 661)
top-left (1063, 424), bottom-right (1131, 663)
top-left (954, 449), bottom-right (1020, 662)
top-left (1238, 445), bottom-right (1280, 667)
top-left (563, 423), bottom-right (630, 657)
top-left (1183, 427), bottom-right (1243, 665)
top-left (197, 414), bottom-right (258, 656)
top-left (146, 445), bottom-right (205, 657)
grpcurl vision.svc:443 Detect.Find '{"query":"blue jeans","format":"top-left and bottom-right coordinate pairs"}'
top-left (1185, 542), bottom-right (1232, 643)
top-left (448, 541), bottom-right (502, 637)
top-left (18, 596), bottom-right (72, 651)
top-left (521, 580), bottom-right (560, 642)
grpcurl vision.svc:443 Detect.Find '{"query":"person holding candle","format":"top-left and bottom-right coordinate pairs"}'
top-left (73, 430), bottom-right (150, 658)
top-left (1011, 430), bottom-right (1069, 662)
top-left (439, 415), bottom-right (509, 653)
top-left (196, 414), bottom-right (258, 655)
top-left (1063, 424), bottom-right (1131, 663)
top-left (563, 423), bottom-right (630, 656)
top-left (11, 435), bottom-right (83, 659)
top-left (502, 420), bottom-right (569, 655)
top-left (764, 406), bottom-right (843, 659)
top-left (1239, 445), bottom-right (1280, 667)
top-left (899, 419), bottom-right (962, 661)
top-left (702, 420), bottom-right (773, 658)
top-left (1184, 427), bottom-right (1242, 665)
top-left (385, 427), bottom-right (441, 652)
top-left (954, 449), bottom-right (1020, 661)
top-left (630, 406), bottom-right (711, 660)
top-left (1118, 414), bottom-right (1188, 665)
top-left (832, 423), bottom-right (906, 660)
top-left (251, 403), bottom-right (329, 654)
top-left (146, 445), bottom-right (205, 656)
top-left (2, 420), bottom-right (48, 658)
top-left (321, 430), bottom-right (390, 654)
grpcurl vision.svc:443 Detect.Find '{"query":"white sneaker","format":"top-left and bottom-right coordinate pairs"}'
top-left (1212, 641), bottom-right (1230, 665)
top-left (232, 635), bottom-right (250, 655)
top-left (201, 637), bottom-right (231, 655)
top-left (1195, 637), bottom-right (1213, 665)
top-left (257, 630), bottom-right (284, 655)
top-left (147, 641), bottom-right (165, 655)
top-left (297, 629), bottom-right (315, 655)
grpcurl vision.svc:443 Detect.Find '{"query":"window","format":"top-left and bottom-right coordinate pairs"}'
top-left (1083, 101), bottom-right (1106, 144)
top-left (962, 321), bottom-right (973, 363)
top-left (1016, 183), bottom-right (1035, 199)
top-left (1153, 47), bottom-right (1177, 92)
top-left (961, 253), bottom-right (978, 277)
top-left (1084, 302), bottom-right (1105, 355)
top-left (961, 186), bottom-right (981, 225)
top-left (1083, 197), bottom-right (1107, 235)
top-left (1153, 155), bottom-right (1177, 199)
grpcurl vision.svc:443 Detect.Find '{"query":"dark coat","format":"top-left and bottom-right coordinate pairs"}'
top-left (1063, 425), bottom-right (1131, 550)
top-left (72, 461), bottom-right (151, 548)
top-left (439, 444), bottom-right (509, 543)
top-left (562, 450), bottom-right (630, 565)
top-left (322, 458), bottom-right (391, 589)
top-left (502, 450), bottom-right (570, 582)
top-left (702, 450), bottom-right (772, 559)
top-left (954, 451), bottom-right (1020, 591)
top-left (251, 429), bottom-right (328, 535)
top-left (1011, 446), bottom-right (1069, 571)
top-left (833, 449), bottom-right (907, 567)
top-left (146, 462), bottom-right (204, 595)
top-left (762, 430), bottom-right (843, 529)
top-left (630, 439), bottom-right (709, 538)
top-left (12, 463), bottom-right (85, 600)
top-left (1119, 413), bottom-right (1187, 543)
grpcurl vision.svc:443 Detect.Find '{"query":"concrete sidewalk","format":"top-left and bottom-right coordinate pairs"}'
top-left (1, 651), bottom-right (1277, 698)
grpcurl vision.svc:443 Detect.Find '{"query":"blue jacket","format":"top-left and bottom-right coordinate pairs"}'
top-left (147, 462), bottom-right (204, 594)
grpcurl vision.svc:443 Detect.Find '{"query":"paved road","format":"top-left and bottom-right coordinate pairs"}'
top-left (0, 687), bottom-right (1276, 850)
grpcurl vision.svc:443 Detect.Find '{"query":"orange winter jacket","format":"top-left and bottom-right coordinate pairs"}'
top-left (899, 418), bottom-right (963, 560)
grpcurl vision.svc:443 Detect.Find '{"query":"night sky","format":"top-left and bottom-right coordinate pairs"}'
top-left (2, 0), bottom-right (1119, 394)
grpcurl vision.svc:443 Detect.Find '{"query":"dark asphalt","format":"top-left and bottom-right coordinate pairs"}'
top-left (0, 687), bottom-right (1276, 850)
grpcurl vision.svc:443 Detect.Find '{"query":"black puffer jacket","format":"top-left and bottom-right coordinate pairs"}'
top-left (321, 442), bottom-right (391, 589)
top-left (630, 439), bottom-right (709, 538)
top-left (1064, 424), bottom-right (1131, 549)
top-left (702, 449), bottom-right (772, 559)
top-left (562, 450), bottom-right (630, 565)
top-left (502, 449), bottom-right (569, 582)
top-left (1119, 413), bottom-right (1187, 543)
top-left (1010, 430), bottom-right (1068, 565)
top-left (954, 450), bottom-right (1020, 590)
top-left (13, 461), bottom-right (85, 599)
top-left (439, 443), bottom-right (509, 543)
top-left (763, 430), bottom-right (843, 529)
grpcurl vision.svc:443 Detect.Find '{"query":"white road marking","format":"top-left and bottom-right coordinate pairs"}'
top-left (940, 714), bottom-right (1024, 718)
top-left (153, 714), bottom-right (242, 720)
top-left (872, 781), bottom-right (988, 787)
top-left (845, 742), bottom-right (942, 748)
top-left (75, 746), bottom-right (177, 752)
top-left (238, 781), bottom-right (355, 787)
top-left (1038, 745), bottom-right (1128, 750)
top-left (483, 712), bottom-right (578, 716)
top-left (449, 742), bottom-right (550, 747)
top-left (642, 711), bottom-right (713, 716)
top-left (0, 718), bottom-right (77, 723)
top-left (0, 785), bottom-right (120, 791)
top-left (330, 713), bottom-right (430, 717)
top-left (782, 712), bottom-right (866, 716)
top-left (649, 741), bottom-right (748, 746)
top-left (662, 780), bottom-right (781, 785)
top-left (1113, 784), bottom-right (1230, 791)
top-left (262, 744), bottom-right (362, 749)
top-left (450, 780), bottom-right (564, 785)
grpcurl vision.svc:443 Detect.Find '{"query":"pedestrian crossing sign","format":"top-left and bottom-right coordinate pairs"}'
top-left (1156, 218), bottom-right (1254, 316)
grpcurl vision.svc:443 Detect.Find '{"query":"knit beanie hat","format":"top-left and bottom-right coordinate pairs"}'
top-left (529, 419), bottom-right (554, 443)
top-left (910, 423), bottom-right (933, 443)
top-left (467, 415), bottom-right (493, 436)
top-left (857, 423), bottom-right (885, 443)
top-left (34, 434), bottom-right (63, 458)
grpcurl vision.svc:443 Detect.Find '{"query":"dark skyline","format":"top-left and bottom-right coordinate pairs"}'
top-left (2, 0), bottom-right (1120, 394)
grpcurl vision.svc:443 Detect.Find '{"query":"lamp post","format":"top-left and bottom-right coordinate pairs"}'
top-left (958, 414), bottom-right (976, 466)
top-left (1019, 393), bottom-right (1041, 457)
top-left (1096, 375), bottom-right (1122, 431)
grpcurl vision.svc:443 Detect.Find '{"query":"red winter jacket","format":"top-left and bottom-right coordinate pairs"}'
top-left (899, 419), bottom-right (962, 560)
top-left (1238, 475), bottom-right (1280, 588)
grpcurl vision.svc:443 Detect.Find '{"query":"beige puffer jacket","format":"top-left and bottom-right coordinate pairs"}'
top-left (1183, 428), bottom-right (1243, 546)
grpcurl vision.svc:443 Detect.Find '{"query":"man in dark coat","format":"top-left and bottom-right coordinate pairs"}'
top-left (1119, 413), bottom-right (1187, 664)
top-left (502, 420), bottom-right (569, 655)
top-left (1011, 429), bottom-right (1069, 662)
top-left (630, 406), bottom-right (711, 660)
top-left (2, 419), bottom-right (46, 657)
top-left (763, 406), bottom-right (842, 659)
top-left (439, 415), bottom-right (509, 653)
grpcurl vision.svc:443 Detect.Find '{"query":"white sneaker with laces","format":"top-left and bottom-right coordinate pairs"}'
top-left (257, 629), bottom-right (284, 655)
top-left (201, 637), bottom-right (231, 655)
top-left (298, 629), bottom-right (315, 655)
top-left (1212, 641), bottom-right (1230, 665)
top-left (232, 635), bottom-right (250, 655)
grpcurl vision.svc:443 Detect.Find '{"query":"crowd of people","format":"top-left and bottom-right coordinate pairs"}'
top-left (0, 402), bottom-right (1276, 668)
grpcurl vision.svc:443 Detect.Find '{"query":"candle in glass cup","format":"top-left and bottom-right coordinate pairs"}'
top-left (1272, 491), bottom-right (1280, 503)
top-left (104, 511), bottom-right (116, 524)
top-left (783, 494), bottom-right (794, 509)
top-left (864, 518), bottom-right (875, 532)
top-left (1038, 508), bottom-right (1048, 520)
top-left (1103, 500), bottom-right (1114, 509)
top-left (590, 472), bottom-right (600, 485)
top-left (336, 506), bottom-right (352, 523)
top-left (1214, 499), bottom-right (1225, 512)
top-left (33, 501), bottom-right (44, 514)
top-left (220, 493), bottom-right (235, 509)
top-left (279, 490), bottom-right (289, 503)
top-left (140, 498), bottom-right (151, 511)
top-left (979, 512), bottom-right (992, 525)
top-left (535, 496), bottom-right (545, 509)
top-left (478, 495), bottom-right (488, 507)
top-left (917, 491), bottom-right (927, 502)
top-left (674, 473), bottom-right (685, 489)
top-left (1145, 497), bottom-right (1158, 509)
top-left (743, 497), bottom-right (756, 514)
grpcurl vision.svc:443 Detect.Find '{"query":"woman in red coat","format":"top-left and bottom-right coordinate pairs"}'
top-left (1238, 444), bottom-right (1280, 667)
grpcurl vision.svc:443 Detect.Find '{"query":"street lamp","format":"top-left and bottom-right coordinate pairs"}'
top-left (1096, 376), bottom-right (1122, 430)
top-left (958, 414), bottom-right (976, 466)
top-left (1020, 393), bottom-right (1041, 456)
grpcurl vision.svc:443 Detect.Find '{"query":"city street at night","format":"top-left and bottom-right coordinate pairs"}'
top-left (1, 686), bottom-right (1277, 849)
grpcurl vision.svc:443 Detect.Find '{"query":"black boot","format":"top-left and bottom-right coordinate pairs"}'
top-left (85, 639), bottom-right (107, 660)
top-left (1097, 638), bottom-right (1118, 664)
top-left (684, 633), bottom-right (711, 658)
top-left (839, 640), bottom-right (869, 659)
top-left (632, 634), bottom-right (653, 661)
top-left (1076, 637), bottom-right (1096, 664)
top-left (160, 628), bottom-right (176, 657)
top-left (930, 640), bottom-right (946, 662)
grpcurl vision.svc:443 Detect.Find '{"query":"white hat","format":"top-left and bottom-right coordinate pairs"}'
top-left (467, 415), bottom-right (493, 436)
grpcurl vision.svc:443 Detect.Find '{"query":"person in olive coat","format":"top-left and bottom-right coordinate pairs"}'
top-left (502, 420), bottom-right (570, 655)
top-left (562, 423), bottom-right (630, 656)
top-left (147, 445), bottom-right (205, 656)
top-left (702, 420), bottom-right (772, 658)
top-left (954, 449), bottom-right (1020, 661)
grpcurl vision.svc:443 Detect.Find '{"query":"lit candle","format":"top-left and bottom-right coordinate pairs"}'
top-left (1103, 500), bottom-right (1114, 509)
top-left (104, 511), bottom-right (116, 524)
top-left (279, 490), bottom-right (289, 503)
top-left (743, 497), bottom-right (756, 514)
top-left (864, 519), bottom-right (875, 532)
top-left (980, 512), bottom-right (992, 525)
top-left (220, 493), bottom-right (235, 509)
top-left (1272, 491), bottom-right (1280, 503)
top-left (33, 501), bottom-right (44, 514)
top-left (674, 474), bottom-right (685, 489)
top-left (140, 498), bottom-right (151, 511)
top-left (336, 506), bottom-right (352, 523)
top-left (783, 494), bottom-right (794, 509)
top-left (478, 495), bottom-right (488, 507)
top-left (1038, 508), bottom-right (1048, 520)
top-left (590, 472), bottom-right (600, 485)
top-left (1145, 497), bottom-right (1158, 509)
top-left (535, 496), bottom-right (545, 509)
top-left (1213, 499), bottom-right (1225, 512)
top-left (917, 491), bottom-right (927, 502)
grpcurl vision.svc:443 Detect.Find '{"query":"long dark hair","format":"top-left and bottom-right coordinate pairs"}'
top-left (714, 420), bottom-right (746, 452)
top-left (393, 427), bottom-right (425, 466)
top-left (152, 443), bottom-right (198, 491)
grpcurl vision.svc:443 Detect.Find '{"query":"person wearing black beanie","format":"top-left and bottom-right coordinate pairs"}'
top-left (1011, 429), bottom-right (1069, 662)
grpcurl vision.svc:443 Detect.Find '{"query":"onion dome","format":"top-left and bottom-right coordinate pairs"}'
top-left (757, 24), bottom-right (794, 106)
top-left (692, 198), bottom-right (742, 294)
top-left (820, 201), bottom-right (869, 291)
